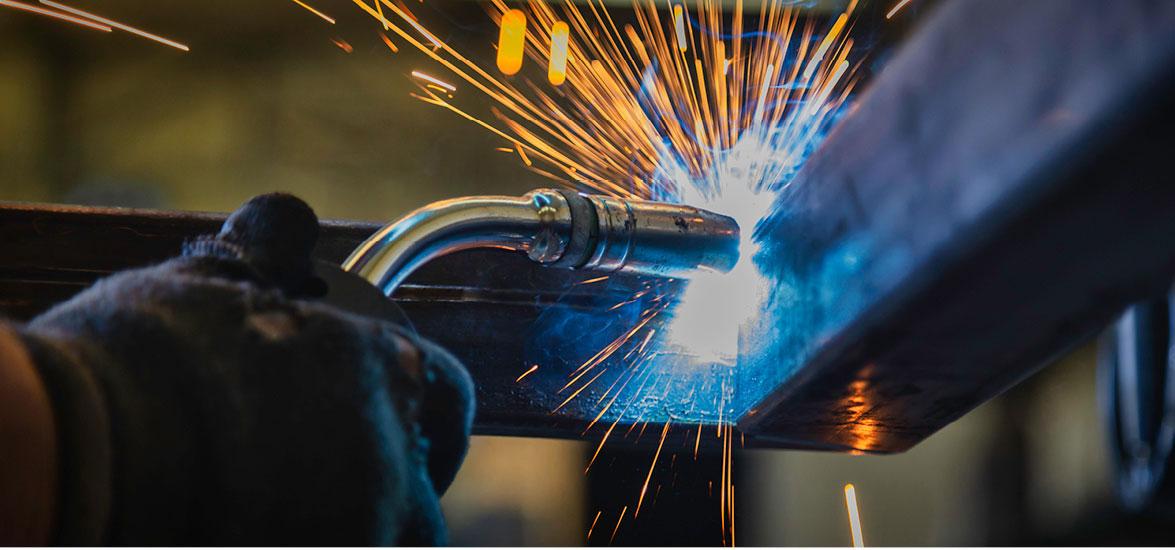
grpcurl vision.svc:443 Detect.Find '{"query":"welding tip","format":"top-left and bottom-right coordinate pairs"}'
top-left (343, 189), bottom-right (740, 295)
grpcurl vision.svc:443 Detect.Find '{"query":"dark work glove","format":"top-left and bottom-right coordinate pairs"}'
top-left (17, 193), bottom-right (474, 545)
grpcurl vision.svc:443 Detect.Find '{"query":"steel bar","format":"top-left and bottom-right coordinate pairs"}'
top-left (0, 200), bottom-right (648, 441)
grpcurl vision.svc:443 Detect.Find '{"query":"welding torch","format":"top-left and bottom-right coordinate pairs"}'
top-left (344, 189), bottom-right (742, 295)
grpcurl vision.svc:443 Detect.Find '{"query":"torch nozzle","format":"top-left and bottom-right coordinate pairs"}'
top-left (344, 189), bottom-right (741, 295)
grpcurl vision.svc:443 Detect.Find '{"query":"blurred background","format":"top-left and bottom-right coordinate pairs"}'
top-left (1, 0), bottom-right (1169, 545)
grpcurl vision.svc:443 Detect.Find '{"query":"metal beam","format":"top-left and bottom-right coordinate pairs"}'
top-left (739, 0), bottom-right (1175, 451)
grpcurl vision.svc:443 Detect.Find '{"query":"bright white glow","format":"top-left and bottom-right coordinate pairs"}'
top-left (662, 134), bottom-right (791, 363)
top-left (844, 483), bottom-right (864, 547)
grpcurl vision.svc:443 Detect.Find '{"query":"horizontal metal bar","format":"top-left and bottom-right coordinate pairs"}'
top-left (0, 200), bottom-right (667, 443)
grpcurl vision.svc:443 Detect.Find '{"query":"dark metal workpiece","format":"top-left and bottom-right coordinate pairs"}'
top-left (741, 0), bottom-right (1175, 451)
top-left (0, 200), bottom-right (648, 441)
top-left (5, 0), bottom-right (1175, 453)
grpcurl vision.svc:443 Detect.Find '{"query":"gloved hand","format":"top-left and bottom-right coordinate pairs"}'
top-left (13, 193), bottom-right (474, 545)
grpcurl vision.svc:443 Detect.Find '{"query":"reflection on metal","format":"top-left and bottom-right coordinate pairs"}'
top-left (343, 189), bottom-right (740, 296)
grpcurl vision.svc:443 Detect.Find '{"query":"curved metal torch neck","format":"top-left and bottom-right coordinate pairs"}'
top-left (343, 191), bottom-right (573, 295)
top-left (344, 188), bottom-right (741, 297)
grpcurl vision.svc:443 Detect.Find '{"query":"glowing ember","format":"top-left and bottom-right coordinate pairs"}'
top-left (331, 37), bottom-right (354, 53)
top-left (514, 364), bottom-right (540, 382)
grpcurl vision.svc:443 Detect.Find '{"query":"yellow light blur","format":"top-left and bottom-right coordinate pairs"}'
top-left (496, 9), bottom-right (527, 75)
top-left (548, 21), bottom-right (570, 86)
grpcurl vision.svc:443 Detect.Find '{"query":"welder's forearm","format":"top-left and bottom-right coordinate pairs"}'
top-left (0, 326), bottom-right (57, 546)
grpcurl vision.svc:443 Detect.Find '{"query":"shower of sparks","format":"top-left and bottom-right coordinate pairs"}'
top-left (0, 0), bottom-right (110, 31)
top-left (844, 483), bottom-right (864, 547)
top-left (291, 0), bottom-right (336, 24)
top-left (347, 0), bottom-right (861, 544)
top-left (886, 0), bottom-right (913, 19)
top-left (39, 0), bottom-right (189, 51)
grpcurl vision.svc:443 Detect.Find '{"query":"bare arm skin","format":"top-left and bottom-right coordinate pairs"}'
top-left (0, 324), bottom-right (56, 545)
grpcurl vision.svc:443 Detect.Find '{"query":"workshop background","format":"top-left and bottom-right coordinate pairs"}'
top-left (1, 0), bottom-right (1169, 545)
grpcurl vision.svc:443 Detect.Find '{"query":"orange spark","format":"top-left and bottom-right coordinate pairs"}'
top-left (515, 143), bottom-right (533, 166)
top-left (886, 0), bottom-right (913, 19)
top-left (585, 421), bottom-right (618, 473)
top-left (496, 9), bottom-right (526, 75)
top-left (412, 70), bottom-right (456, 91)
top-left (514, 364), bottom-right (539, 383)
top-left (803, 12), bottom-right (848, 80)
top-left (694, 422), bottom-right (702, 459)
top-left (553, 368), bottom-right (606, 412)
top-left (331, 38), bottom-right (354, 53)
top-left (587, 510), bottom-right (602, 541)
top-left (290, 0), bottom-right (335, 24)
top-left (609, 506), bottom-right (628, 544)
top-left (0, 0), bottom-right (110, 31)
top-left (577, 275), bottom-right (609, 285)
top-left (379, 32), bottom-right (399, 52)
top-left (635, 421), bottom-right (670, 516)
top-left (39, 0), bottom-right (188, 50)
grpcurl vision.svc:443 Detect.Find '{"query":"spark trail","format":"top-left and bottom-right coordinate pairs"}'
top-left (346, 0), bottom-right (863, 543)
